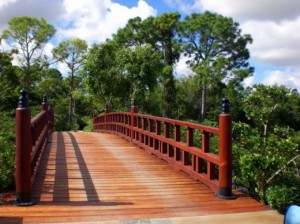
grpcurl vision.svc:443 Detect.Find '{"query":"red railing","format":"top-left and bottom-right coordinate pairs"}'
top-left (93, 99), bottom-right (236, 199)
top-left (15, 89), bottom-right (54, 206)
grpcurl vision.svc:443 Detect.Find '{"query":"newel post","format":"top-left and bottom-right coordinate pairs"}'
top-left (15, 89), bottom-right (34, 206)
top-left (216, 98), bottom-right (236, 199)
top-left (41, 95), bottom-right (48, 111)
top-left (130, 100), bottom-right (137, 141)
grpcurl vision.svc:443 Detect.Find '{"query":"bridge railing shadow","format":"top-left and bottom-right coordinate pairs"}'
top-left (33, 131), bottom-right (133, 206)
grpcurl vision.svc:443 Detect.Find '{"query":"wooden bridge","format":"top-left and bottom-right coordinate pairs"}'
top-left (0, 90), bottom-right (283, 223)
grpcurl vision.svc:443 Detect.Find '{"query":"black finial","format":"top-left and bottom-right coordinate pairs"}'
top-left (42, 95), bottom-right (47, 104)
top-left (105, 104), bottom-right (108, 110)
top-left (18, 89), bottom-right (29, 108)
top-left (132, 99), bottom-right (137, 107)
top-left (221, 98), bottom-right (230, 114)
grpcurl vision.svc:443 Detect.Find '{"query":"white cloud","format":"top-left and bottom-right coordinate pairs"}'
top-left (243, 76), bottom-right (254, 88)
top-left (164, 0), bottom-right (201, 14)
top-left (0, 0), bottom-right (157, 44)
top-left (199, 0), bottom-right (300, 91)
top-left (0, 0), bottom-right (64, 33)
top-left (175, 54), bottom-right (194, 77)
top-left (261, 68), bottom-right (300, 91)
top-left (201, 0), bottom-right (300, 22)
top-left (0, 0), bottom-right (16, 8)
top-left (57, 0), bottom-right (157, 43)
top-left (199, 0), bottom-right (300, 67)
top-left (242, 18), bottom-right (300, 67)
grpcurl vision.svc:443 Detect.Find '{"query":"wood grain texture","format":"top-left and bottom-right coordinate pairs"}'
top-left (0, 132), bottom-right (272, 223)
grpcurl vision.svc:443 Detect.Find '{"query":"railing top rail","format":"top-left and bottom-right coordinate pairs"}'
top-left (31, 110), bottom-right (47, 125)
top-left (99, 111), bottom-right (219, 134)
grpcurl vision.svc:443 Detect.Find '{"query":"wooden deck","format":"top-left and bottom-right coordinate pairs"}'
top-left (0, 132), bottom-right (283, 223)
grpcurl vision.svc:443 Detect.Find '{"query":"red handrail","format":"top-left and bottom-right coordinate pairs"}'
top-left (93, 99), bottom-right (236, 199)
top-left (15, 90), bottom-right (54, 206)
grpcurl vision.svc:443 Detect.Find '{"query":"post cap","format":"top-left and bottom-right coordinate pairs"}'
top-left (221, 98), bottom-right (230, 114)
top-left (18, 89), bottom-right (29, 108)
top-left (42, 95), bottom-right (47, 104)
top-left (132, 99), bottom-right (137, 107)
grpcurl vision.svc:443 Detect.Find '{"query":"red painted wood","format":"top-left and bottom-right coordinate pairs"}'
top-left (93, 108), bottom-right (234, 197)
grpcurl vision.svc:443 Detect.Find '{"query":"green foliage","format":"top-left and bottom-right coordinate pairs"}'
top-left (266, 184), bottom-right (300, 213)
top-left (180, 11), bottom-right (253, 121)
top-left (0, 52), bottom-right (20, 111)
top-left (1, 16), bottom-right (56, 89)
top-left (232, 85), bottom-right (300, 211)
top-left (82, 116), bottom-right (93, 132)
top-left (0, 112), bottom-right (15, 191)
top-left (52, 38), bottom-right (88, 127)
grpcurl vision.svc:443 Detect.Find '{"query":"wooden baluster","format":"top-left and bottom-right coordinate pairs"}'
top-left (184, 127), bottom-right (193, 165)
top-left (174, 125), bottom-right (181, 161)
top-left (155, 121), bottom-right (161, 150)
top-left (149, 119), bottom-right (154, 148)
top-left (131, 100), bottom-right (137, 142)
top-left (141, 117), bottom-right (146, 144)
top-left (162, 122), bottom-right (169, 154)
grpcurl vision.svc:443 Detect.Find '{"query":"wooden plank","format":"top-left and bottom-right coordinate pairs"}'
top-left (0, 131), bottom-right (276, 223)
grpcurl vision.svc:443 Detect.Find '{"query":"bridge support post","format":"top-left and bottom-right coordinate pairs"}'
top-left (130, 100), bottom-right (137, 141)
top-left (216, 98), bottom-right (236, 199)
top-left (15, 89), bottom-right (34, 206)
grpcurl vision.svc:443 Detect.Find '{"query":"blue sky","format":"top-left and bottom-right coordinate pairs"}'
top-left (0, 0), bottom-right (300, 91)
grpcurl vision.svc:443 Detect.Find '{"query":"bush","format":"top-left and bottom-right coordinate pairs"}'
top-left (0, 112), bottom-right (16, 192)
top-left (266, 184), bottom-right (300, 213)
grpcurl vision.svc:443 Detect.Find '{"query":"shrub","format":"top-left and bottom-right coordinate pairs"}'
top-left (0, 112), bottom-right (16, 192)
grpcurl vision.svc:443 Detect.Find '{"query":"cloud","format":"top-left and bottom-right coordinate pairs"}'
top-left (175, 54), bottom-right (194, 77)
top-left (242, 18), bottom-right (300, 67)
top-left (0, 0), bottom-right (16, 8)
top-left (261, 68), bottom-right (300, 91)
top-left (0, 0), bottom-right (157, 44)
top-left (199, 0), bottom-right (300, 91)
top-left (243, 76), bottom-right (254, 88)
top-left (201, 0), bottom-right (300, 22)
top-left (57, 0), bottom-right (157, 43)
top-left (164, 0), bottom-right (201, 14)
top-left (0, 0), bottom-right (64, 32)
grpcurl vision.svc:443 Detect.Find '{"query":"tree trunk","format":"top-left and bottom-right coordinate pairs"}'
top-left (200, 87), bottom-right (206, 121)
top-left (68, 95), bottom-right (73, 126)
top-left (164, 76), bottom-right (175, 118)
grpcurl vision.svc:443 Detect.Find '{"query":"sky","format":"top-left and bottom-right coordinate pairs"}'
top-left (0, 0), bottom-right (299, 91)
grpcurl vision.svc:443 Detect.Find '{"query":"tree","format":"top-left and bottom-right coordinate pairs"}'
top-left (1, 16), bottom-right (56, 89)
top-left (117, 44), bottom-right (163, 111)
top-left (84, 41), bottom-right (127, 110)
top-left (52, 38), bottom-right (88, 127)
top-left (113, 13), bottom-right (181, 117)
top-left (180, 11), bottom-right (253, 121)
top-left (0, 51), bottom-right (20, 111)
top-left (232, 85), bottom-right (300, 210)
top-left (243, 84), bottom-right (299, 149)
top-left (151, 13), bottom-right (181, 118)
top-left (84, 41), bottom-right (162, 112)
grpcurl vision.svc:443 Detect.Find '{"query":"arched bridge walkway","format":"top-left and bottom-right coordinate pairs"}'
top-left (1, 131), bottom-right (282, 223)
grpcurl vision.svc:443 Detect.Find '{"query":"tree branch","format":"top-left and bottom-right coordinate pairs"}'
top-left (266, 154), bottom-right (300, 185)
